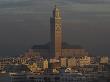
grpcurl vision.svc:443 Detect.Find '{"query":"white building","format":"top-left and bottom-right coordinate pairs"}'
top-left (79, 56), bottom-right (91, 66)
top-left (100, 56), bottom-right (109, 64)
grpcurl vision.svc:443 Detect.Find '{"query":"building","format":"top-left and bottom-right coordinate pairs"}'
top-left (28, 63), bottom-right (37, 73)
top-left (100, 56), bottom-right (109, 64)
top-left (0, 57), bottom-right (12, 71)
top-left (60, 58), bottom-right (67, 67)
top-left (28, 59), bottom-right (48, 73)
top-left (25, 6), bottom-right (89, 59)
top-left (49, 58), bottom-right (60, 69)
top-left (43, 59), bottom-right (48, 69)
top-left (67, 58), bottom-right (77, 68)
top-left (79, 56), bottom-right (91, 66)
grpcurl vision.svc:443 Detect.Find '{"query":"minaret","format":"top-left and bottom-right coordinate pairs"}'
top-left (50, 5), bottom-right (62, 58)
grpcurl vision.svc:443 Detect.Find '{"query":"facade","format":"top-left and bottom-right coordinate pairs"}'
top-left (28, 59), bottom-right (48, 73)
top-left (79, 56), bottom-right (91, 66)
top-left (60, 58), bottom-right (67, 67)
top-left (0, 58), bottom-right (12, 71)
top-left (43, 59), bottom-right (48, 69)
top-left (67, 58), bottom-right (77, 68)
top-left (100, 56), bottom-right (109, 64)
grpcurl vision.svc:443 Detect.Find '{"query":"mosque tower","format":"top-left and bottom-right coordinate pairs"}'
top-left (50, 5), bottom-right (62, 58)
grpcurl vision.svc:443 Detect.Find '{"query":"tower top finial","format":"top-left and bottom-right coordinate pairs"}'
top-left (54, 5), bottom-right (60, 11)
top-left (53, 5), bottom-right (61, 18)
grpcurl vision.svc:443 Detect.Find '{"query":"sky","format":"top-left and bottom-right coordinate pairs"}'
top-left (0, 0), bottom-right (110, 56)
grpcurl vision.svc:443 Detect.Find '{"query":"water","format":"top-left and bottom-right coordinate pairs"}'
top-left (0, 76), bottom-right (11, 82)
top-left (0, 75), bottom-right (35, 82)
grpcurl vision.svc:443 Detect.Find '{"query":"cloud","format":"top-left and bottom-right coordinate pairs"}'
top-left (0, 0), bottom-right (110, 15)
top-left (0, 0), bottom-right (110, 56)
top-left (61, 0), bottom-right (110, 4)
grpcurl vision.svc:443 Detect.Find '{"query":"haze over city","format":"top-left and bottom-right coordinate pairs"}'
top-left (0, 0), bottom-right (110, 56)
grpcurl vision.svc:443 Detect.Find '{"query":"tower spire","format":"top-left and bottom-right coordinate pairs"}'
top-left (53, 5), bottom-right (61, 18)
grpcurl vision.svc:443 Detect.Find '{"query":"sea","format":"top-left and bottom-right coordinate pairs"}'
top-left (0, 76), bottom-right (11, 82)
top-left (0, 74), bottom-right (32, 82)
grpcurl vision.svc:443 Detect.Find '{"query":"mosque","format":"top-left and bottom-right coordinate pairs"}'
top-left (26, 6), bottom-right (89, 58)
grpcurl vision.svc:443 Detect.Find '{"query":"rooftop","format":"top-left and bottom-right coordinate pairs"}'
top-left (31, 42), bottom-right (83, 49)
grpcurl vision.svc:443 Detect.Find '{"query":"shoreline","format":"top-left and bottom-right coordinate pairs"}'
top-left (0, 73), bottom-right (8, 77)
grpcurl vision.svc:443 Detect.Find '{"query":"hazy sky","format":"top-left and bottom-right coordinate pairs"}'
top-left (0, 0), bottom-right (110, 56)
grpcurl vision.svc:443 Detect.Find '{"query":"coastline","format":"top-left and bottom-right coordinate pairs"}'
top-left (0, 73), bottom-right (8, 77)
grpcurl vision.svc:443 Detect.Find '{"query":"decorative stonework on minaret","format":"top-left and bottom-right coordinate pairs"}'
top-left (50, 5), bottom-right (62, 58)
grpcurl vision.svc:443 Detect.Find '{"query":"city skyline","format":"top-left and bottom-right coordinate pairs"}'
top-left (0, 0), bottom-right (110, 56)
